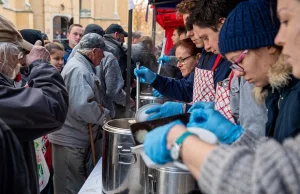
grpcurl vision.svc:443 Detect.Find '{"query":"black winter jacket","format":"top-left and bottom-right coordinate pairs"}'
top-left (0, 60), bottom-right (68, 194)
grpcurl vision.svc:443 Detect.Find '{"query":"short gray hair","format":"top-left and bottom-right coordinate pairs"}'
top-left (77, 48), bottom-right (93, 55)
top-left (132, 31), bottom-right (142, 39)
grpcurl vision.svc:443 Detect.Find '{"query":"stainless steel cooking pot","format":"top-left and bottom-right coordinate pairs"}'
top-left (146, 166), bottom-right (197, 194)
top-left (139, 95), bottom-right (166, 107)
top-left (102, 119), bottom-right (146, 194)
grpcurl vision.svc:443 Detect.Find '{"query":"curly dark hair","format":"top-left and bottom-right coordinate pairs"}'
top-left (189, 0), bottom-right (241, 32)
top-left (176, 0), bottom-right (199, 15)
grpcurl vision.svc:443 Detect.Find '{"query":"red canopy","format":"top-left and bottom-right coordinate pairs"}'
top-left (155, 7), bottom-right (184, 54)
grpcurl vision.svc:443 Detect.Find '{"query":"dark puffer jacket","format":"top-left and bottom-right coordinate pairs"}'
top-left (0, 60), bottom-right (69, 194)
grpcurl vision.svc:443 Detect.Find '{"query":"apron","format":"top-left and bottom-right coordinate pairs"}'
top-left (192, 54), bottom-right (222, 103)
top-left (214, 71), bottom-right (236, 123)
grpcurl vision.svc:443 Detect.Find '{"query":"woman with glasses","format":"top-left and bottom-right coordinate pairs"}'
top-left (141, 0), bottom-right (300, 193)
top-left (175, 38), bottom-right (202, 78)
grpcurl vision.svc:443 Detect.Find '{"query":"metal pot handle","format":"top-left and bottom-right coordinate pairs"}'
top-left (148, 173), bottom-right (156, 193)
top-left (118, 146), bottom-right (137, 165)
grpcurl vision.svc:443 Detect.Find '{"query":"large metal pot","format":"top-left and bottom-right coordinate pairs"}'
top-left (102, 119), bottom-right (146, 194)
top-left (146, 166), bottom-right (197, 194)
top-left (140, 95), bottom-right (166, 107)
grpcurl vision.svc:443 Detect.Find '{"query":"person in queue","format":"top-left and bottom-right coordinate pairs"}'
top-left (19, 29), bottom-right (45, 86)
top-left (132, 31), bottom-right (142, 44)
top-left (48, 33), bottom-right (110, 194)
top-left (0, 15), bottom-right (68, 194)
top-left (68, 23), bottom-right (133, 119)
top-left (142, 0), bottom-right (300, 193)
top-left (61, 24), bottom-right (84, 64)
top-left (45, 42), bottom-right (64, 72)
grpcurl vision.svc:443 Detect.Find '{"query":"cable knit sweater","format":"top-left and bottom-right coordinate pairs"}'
top-left (199, 130), bottom-right (300, 194)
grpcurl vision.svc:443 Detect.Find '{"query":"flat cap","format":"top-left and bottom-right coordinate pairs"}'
top-left (79, 33), bottom-right (106, 49)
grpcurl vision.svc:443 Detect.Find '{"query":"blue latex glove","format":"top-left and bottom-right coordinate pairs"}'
top-left (158, 55), bottom-right (170, 64)
top-left (144, 120), bottom-right (184, 164)
top-left (187, 108), bottom-right (244, 144)
top-left (145, 101), bottom-right (183, 120)
top-left (134, 66), bottom-right (157, 84)
top-left (187, 101), bottom-right (215, 113)
top-left (152, 89), bottom-right (164, 97)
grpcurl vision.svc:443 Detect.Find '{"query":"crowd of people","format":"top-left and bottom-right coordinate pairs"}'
top-left (1, 0), bottom-right (300, 193)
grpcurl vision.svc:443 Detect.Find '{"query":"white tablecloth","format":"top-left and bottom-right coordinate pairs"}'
top-left (78, 158), bottom-right (102, 194)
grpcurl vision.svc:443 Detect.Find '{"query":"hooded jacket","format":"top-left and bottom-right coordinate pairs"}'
top-left (96, 51), bottom-right (127, 118)
top-left (104, 34), bottom-right (127, 74)
top-left (255, 55), bottom-right (300, 142)
top-left (0, 60), bottom-right (68, 194)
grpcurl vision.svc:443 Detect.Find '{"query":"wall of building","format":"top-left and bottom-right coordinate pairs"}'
top-left (0, 0), bottom-right (128, 41)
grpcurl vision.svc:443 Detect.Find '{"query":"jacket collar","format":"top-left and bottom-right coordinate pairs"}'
top-left (0, 73), bottom-right (14, 86)
top-left (104, 34), bottom-right (126, 51)
top-left (74, 52), bottom-right (96, 74)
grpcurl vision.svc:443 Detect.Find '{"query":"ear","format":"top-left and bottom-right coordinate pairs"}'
top-left (92, 48), bottom-right (97, 55)
top-left (267, 46), bottom-right (277, 54)
top-left (219, 17), bottom-right (226, 24)
top-left (114, 32), bottom-right (119, 38)
top-left (216, 17), bottom-right (226, 31)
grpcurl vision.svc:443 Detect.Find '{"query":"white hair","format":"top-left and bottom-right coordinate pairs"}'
top-left (77, 48), bottom-right (93, 55)
top-left (0, 42), bottom-right (21, 79)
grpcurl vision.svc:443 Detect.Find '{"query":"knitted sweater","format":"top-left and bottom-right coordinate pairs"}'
top-left (199, 130), bottom-right (300, 194)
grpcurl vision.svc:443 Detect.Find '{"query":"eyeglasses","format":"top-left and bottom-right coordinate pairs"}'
top-left (176, 55), bottom-right (193, 64)
top-left (230, 50), bottom-right (248, 72)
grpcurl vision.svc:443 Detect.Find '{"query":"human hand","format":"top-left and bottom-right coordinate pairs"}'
top-left (145, 101), bottom-right (183, 120)
top-left (158, 55), bottom-right (170, 64)
top-left (134, 66), bottom-right (156, 84)
top-left (187, 108), bottom-right (243, 144)
top-left (25, 40), bottom-right (50, 65)
top-left (187, 101), bottom-right (215, 113)
top-left (152, 89), bottom-right (163, 97)
top-left (129, 98), bottom-right (135, 108)
top-left (144, 120), bottom-right (184, 164)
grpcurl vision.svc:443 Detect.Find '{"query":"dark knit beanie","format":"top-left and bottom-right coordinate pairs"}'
top-left (20, 29), bottom-right (44, 46)
top-left (218, 0), bottom-right (279, 55)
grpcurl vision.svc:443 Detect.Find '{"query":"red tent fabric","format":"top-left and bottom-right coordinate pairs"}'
top-left (156, 8), bottom-right (184, 55)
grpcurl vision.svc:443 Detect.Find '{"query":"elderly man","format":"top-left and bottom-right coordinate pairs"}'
top-left (48, 33), bottom-right (110, 194)
top-left (0, 15), bottom-right (68, 194)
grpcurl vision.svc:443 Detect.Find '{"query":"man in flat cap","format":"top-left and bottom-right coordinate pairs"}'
top-left (48, 33), bottom-right (111, 194)
top-left (0, 15), bottom-right (68, 194)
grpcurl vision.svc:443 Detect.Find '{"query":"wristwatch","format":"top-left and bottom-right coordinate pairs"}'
top-left (170, 131), bottom-right (194, 161)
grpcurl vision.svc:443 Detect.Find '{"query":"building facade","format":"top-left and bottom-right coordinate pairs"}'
top-left (0, 0), bottom-right (128, 41)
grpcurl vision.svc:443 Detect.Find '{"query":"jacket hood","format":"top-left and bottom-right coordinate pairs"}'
top-left (253, 54), bottom-right (292, 103)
